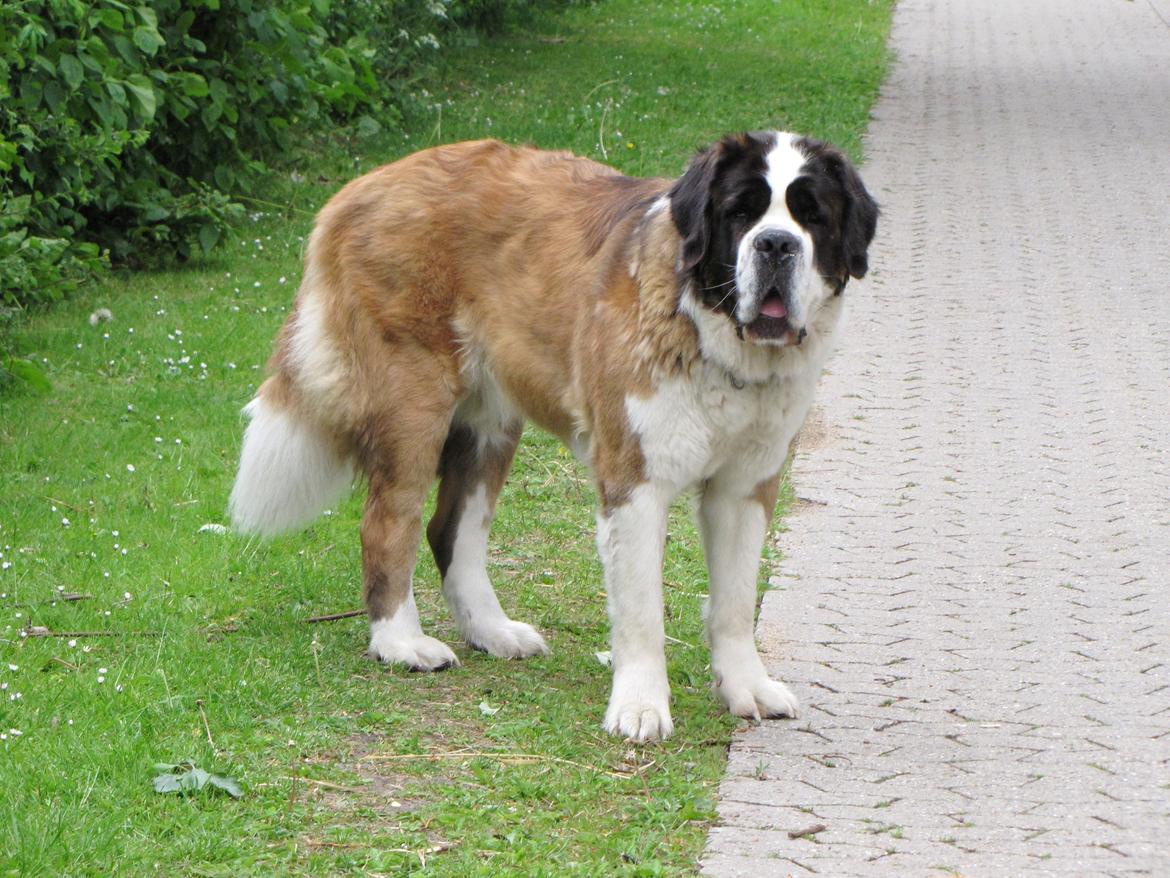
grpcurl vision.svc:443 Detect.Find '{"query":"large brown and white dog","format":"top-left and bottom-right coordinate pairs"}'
top-left (230, 131), bottom-right (877, 742)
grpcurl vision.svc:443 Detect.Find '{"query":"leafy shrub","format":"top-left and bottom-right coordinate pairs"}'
top-left (0, 0), bottom-right (568, 322)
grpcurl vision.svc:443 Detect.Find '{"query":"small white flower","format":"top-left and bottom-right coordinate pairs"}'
top-left (126, 464), bottom-right (135, 472)
top-left (98, 667), bottom-right (108, 674)
top-left (96, 676), bottom-right (105, 684)
top-left (61, 517), bottom-right (70, 527)
top-left (68, 639), bottom-right (77, 648)
top-left (7, 664), bottom-right (17, 671)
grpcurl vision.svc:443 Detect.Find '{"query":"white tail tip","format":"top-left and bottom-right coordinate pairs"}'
top-left (229, 396), bottom-right (354, 536)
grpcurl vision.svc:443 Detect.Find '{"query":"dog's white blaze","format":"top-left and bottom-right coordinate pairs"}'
top-left (442, 484), bottom-right (549, 658)
top-left (735, 132), bottom-right (817, 330)
top-left (368, 588), bottom-right (460, 670)
top-left (597, 482), bottom-right (673, 741)
top-left (229, 395), bottom-right (354, 535)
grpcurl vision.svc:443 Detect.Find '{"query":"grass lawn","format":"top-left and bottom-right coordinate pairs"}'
top-left (0, 1), bottom-right (892, 874)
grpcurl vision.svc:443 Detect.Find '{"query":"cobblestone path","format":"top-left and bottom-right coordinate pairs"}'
top-left (702, 1), bottom-right (1170, 874)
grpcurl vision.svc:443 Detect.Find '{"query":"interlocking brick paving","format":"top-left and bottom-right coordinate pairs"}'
top-left (702, 1), bottom-right (1170, 874)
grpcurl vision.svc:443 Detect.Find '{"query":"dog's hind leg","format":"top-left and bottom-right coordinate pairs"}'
top-left (361, 392), bottom-right (460, 671)
top-left (427, 422), bottom-right (550, 659)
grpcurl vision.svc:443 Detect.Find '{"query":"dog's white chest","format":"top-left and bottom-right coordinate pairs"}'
top-left (624, 364), bottom-right (815, 490)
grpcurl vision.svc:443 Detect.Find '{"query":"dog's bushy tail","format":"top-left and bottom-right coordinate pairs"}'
top-left (229, 390), bottom-right (355, 536)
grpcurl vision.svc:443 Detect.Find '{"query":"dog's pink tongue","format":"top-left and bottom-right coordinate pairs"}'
top-left (760, 297), bottom-right (788, 318)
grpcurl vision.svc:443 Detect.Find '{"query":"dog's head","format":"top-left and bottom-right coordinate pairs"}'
top-left (669, 131), bottom-right (878, 346)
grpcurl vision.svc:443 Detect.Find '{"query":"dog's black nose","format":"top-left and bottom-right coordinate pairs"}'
top-left (753, 230), bottom-right (800, 260)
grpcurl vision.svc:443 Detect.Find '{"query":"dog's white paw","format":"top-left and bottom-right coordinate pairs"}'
top-left (368, 624), bottom-right (459, 671)
top-left (717, 674), bottom-right (799, 720)
top-left (604, 671), bottom-right (673, 742)
top-left (465, 618), bottom-right (550, 659)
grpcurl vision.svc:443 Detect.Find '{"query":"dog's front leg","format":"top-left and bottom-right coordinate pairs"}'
top-left (596, 482), bottom-right (673, 742)
top-left (699, 472), bottom-right (799, 721)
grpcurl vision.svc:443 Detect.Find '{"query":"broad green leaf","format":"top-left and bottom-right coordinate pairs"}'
top-left (136, 6), bottom-right (159, 30)
top-left (198, 223), bottom-right (220, 254)
top-left (124, 74), bottom-right (156, 120)
top-left (207, 774), bottom-right (243, 798)
top-left (180, 73), bottom-right (210, 97)
top-left (132, 25), bottom-right (165, 56)
top-left (58, 54), bottom-right (84, 90)
top-left (178, 767), bottom-right (211, 791)
top-left (90, 8), bottom-right (125, 32)
top-left (152, 774), bottom-right (182, 794)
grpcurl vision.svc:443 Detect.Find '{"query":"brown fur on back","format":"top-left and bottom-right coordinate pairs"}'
top-left (269, 140), bottom-right (696, 472)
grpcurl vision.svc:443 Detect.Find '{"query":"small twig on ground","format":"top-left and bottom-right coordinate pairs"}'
top-left (598, 98), bottom-right (612, 159)
top-left (281, 777), bottom-right (365, 794)
top-left (23, 625), bottom-right (236, 639)
top-left (788, 823), bottom-right (828, 840)
top-left (196, 698), bottom-right (216, 752)
top-left (23, 627), bottom-right (160, 638)
top-left (310, 636), bottom-right (323, 687)
top-left (304, 609), bottom-right (365, 624)
top-left (44, 496), bottom-right (87, 512)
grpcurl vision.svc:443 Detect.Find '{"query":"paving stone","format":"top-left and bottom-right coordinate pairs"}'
top-left (702, 0), bottom-right (1170, 874)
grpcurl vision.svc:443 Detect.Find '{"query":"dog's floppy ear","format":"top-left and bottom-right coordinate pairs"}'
top-left (668, 143), bottom-right (721, 272)
top-left (826, 150), bottom-right (879, 279)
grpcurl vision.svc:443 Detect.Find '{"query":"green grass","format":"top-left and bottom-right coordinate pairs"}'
top-left (0, 1), bottom-right (892, 874)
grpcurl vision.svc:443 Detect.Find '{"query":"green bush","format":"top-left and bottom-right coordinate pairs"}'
top-left (0, 0), bottom-right (568, 321)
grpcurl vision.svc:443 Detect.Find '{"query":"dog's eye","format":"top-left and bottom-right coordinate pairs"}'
top-left (786, 184), bottom-right (824, 226)
top-left (729, 210), bottom-right (751, 224)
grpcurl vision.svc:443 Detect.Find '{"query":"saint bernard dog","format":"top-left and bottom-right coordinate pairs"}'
top-left (229, 131), bottom-right (878, 742)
